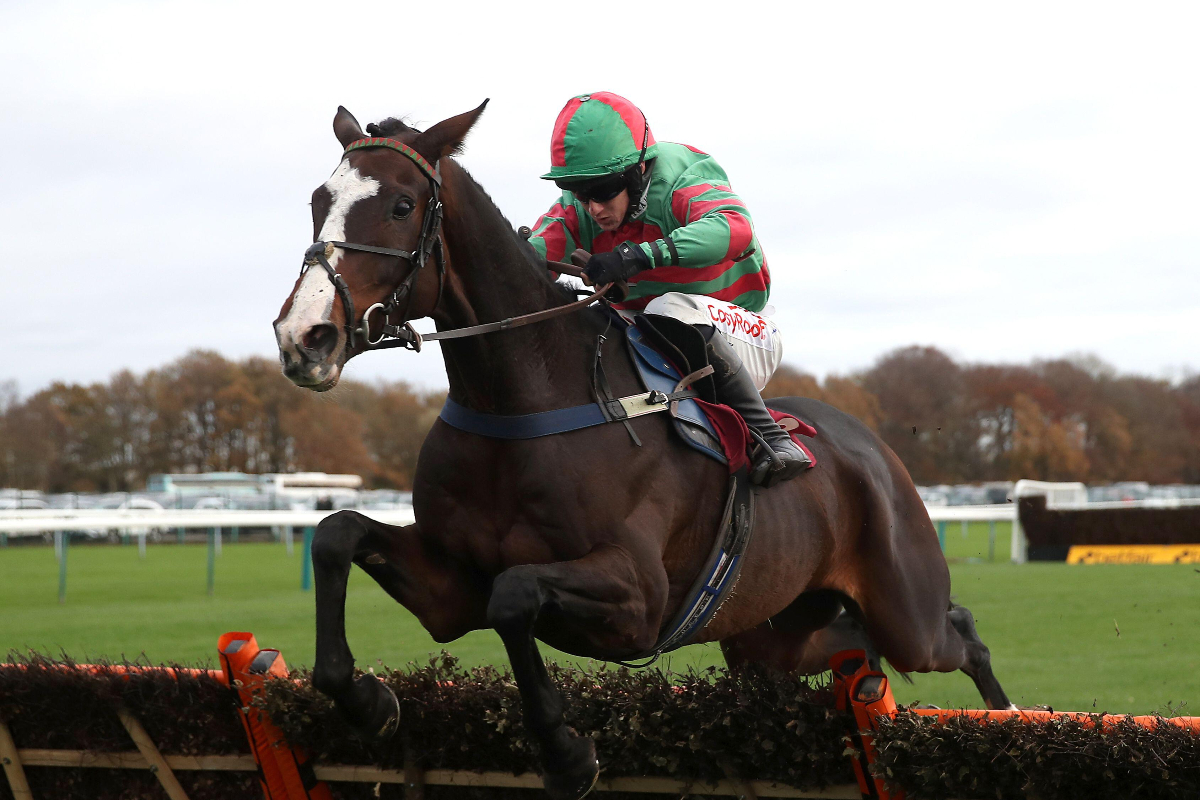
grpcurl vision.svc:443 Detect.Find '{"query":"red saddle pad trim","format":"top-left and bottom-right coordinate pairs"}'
top-left (692, 404), bottom-right (819, 473)
top-left (768, 409), bottom-right (818, 467)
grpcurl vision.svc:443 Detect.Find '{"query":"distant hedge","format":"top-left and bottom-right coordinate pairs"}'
top-left (2, 652), bottom-right (1199, 800)
top-left (1020, 495), bottom-right (1200, 559)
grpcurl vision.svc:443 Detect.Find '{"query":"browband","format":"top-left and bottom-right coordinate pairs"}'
top-left (343, 137), bottom-right (441, 185)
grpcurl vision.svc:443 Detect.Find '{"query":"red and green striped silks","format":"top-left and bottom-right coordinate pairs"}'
top-left (528, 141), bottom-right (770, 313)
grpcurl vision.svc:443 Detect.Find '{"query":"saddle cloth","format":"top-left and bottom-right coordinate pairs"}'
top-left (620, 313), bottom-right (817, 472)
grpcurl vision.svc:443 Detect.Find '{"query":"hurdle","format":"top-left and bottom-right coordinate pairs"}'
top-left (3, 636), bottom-right (1198, 800)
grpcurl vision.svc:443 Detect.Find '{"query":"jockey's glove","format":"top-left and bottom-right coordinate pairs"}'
top-left (585, 241), bottom-right (651, 285)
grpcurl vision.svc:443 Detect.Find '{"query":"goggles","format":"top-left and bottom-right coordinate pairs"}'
top-left (557, 174), bottom-right (627, 204)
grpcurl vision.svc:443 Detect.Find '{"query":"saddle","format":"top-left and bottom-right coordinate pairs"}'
top-left (617, 309), bottom-right (817, 471)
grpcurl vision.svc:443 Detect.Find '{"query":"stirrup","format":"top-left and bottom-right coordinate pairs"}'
top-left (747, 428), bottom-right (785, 471)
top-left (747, 428), bottom-right (809, 487)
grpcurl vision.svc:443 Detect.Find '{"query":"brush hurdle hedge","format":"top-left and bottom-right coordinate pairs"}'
top-left (2, 651), bottom-right (1199, 800)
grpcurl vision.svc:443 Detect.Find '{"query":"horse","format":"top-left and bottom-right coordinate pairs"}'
top-left (273, 102), bottom-right (1012, 800)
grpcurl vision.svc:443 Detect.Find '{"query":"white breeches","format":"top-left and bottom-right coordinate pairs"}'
top-left (632, 292), bottom-right (784, 391)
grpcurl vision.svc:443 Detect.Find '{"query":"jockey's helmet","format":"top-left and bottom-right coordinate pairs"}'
top-left (541, 92), bottom-right (658, 184)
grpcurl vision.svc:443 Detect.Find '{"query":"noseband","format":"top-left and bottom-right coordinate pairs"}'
top-left (299, 137), bottom-right (446, 352)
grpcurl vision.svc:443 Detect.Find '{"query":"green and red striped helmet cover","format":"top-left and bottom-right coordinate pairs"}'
top-left (541, 92), bottom-right (658, 181)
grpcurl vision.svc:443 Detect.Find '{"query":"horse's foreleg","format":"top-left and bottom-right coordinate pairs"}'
top-left (310, 511), bottom-right (401, 738)
top-left (487, 544), bottom-right (661, 800)
top-left (311, 510), bottom-right (486, 739)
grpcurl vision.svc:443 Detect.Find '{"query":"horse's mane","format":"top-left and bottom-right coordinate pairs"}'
top-left (366, 116), bottom-right (573, 304)
top-left (366, 117), bottom-right (420, 137)
top-left (459, 166), bottom-right (576, 304)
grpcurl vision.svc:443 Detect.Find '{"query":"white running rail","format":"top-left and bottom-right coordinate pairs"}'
top-left (0, 508), bottom-right (414, 536)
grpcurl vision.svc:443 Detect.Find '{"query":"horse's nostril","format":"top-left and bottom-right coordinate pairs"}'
top-left (301, 324), bottom-right (339, 359)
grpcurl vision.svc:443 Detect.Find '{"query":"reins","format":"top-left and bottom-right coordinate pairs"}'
top-left (377, 278), bottom-right (612, 353)
top-left (299, 136), bottom-right (610, 355)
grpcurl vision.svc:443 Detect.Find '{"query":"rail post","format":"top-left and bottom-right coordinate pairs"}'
top-left (987, 520), bottom-right (996, 562)
top-left (936, 521), bottom-right (946, 551)
top-left (300, 527), bottom-right (315, 591)
top-left (58, 532), bottom-right (69, 604)
top-left (206, 528), bottom-right (216, 596)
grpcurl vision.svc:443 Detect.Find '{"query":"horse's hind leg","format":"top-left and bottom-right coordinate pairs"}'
top-left (311, 511), bottom-right (486, 739)
top-left (947, 603), bottom-right (1012, 710)
top-left (850, 499), bottom-right (1013, 709)
top-left (721, 591), bottom-right (882, 674)
top-left (488, 544), bottom-right (662, 800)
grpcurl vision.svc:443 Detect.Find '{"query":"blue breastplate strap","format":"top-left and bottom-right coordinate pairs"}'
top-left (438, 389), bottom-right (697, 440)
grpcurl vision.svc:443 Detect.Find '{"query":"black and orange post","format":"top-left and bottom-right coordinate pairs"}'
top-left (830, 650), bottom-right (902, 800)
top-left (218, 632), bottom-right (333, 800)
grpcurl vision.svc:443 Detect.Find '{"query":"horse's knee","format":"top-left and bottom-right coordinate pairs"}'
top-left (312, 660), bottom-right (351, 695)
top-left (312, 510), bottom-right (367, 567)
top-left (487, 566), bottom-right (544, 635)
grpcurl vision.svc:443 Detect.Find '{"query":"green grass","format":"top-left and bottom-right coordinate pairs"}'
top-left (2, 540), bottom-right (1197, 715)
top-left (937, 519), bottom-right (1013, 562)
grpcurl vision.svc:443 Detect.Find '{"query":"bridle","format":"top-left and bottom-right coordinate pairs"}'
top-left (298, 136), bottom-right (613, 355)
top-left (299, 136), bottom-right (447, 352)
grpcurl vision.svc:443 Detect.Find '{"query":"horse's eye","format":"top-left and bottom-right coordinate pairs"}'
top-left (393, 198), bottom-right (416, 220)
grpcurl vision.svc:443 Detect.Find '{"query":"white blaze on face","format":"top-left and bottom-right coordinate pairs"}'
top-left (276, 161), bottom-right (381, 359)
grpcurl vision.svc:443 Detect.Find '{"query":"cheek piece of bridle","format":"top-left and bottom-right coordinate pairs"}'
top-left (300, 137), bottom-right (447, 353)
top-left (299, 137), bottom-right (612, 355)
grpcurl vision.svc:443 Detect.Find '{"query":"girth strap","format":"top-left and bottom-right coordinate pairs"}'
top-left (614, 467), bottom-right (756, 668)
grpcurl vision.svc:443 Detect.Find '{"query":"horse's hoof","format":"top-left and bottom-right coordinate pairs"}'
top-left (542, 732), bottom-right (599, 800)
top-left (347, 673), bottom-right (400, 741)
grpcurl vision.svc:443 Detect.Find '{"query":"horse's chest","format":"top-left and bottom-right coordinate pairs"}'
top-left (419, 475), bottom-right (596, 576)
top-left (416, 427), bottom-right (639, 578)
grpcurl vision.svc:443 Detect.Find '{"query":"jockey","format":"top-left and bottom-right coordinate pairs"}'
top-left (526, 92), bottom-right (810, 486)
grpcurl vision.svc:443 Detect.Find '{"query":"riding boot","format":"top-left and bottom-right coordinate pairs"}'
top-left (700, 328), bottom-right (811, 487)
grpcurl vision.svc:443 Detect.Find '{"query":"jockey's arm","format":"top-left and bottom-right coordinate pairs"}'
top-left (526, 196), bottom-right (583, 263)
top-left (637, 175), bottom-right (757, 270)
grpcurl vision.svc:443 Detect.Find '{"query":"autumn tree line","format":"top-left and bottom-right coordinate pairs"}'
top-left (2, 346), bottom-right (1199, 493)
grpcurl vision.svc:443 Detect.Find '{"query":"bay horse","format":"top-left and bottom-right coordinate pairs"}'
top-left (273, 102), bottom-right (1012, 799)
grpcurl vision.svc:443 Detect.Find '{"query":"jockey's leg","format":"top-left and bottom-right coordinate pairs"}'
top-left (640, 292), bottom-right (809, 486)
top-left (701, 329), bottom-right (811, 485)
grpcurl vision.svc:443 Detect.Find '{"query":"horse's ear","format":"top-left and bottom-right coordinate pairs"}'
top-left (413, 99), bottom-right (489, 163)
top-left (333, 106), bottom-right (365, 148)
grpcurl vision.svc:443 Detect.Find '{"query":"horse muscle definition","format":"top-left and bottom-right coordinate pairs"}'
top-left (273, 104), bottom-right (1012, 800)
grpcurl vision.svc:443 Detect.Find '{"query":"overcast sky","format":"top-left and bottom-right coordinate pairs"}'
top-left (2, 1), bottom-right (1197, 396)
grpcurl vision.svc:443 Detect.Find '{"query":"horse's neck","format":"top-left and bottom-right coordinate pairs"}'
top-left (433, 164), bottom-right (600, 414)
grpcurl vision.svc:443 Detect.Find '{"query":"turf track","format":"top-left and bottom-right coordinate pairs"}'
top-left (1, 535), bottom-right (1196, 714)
